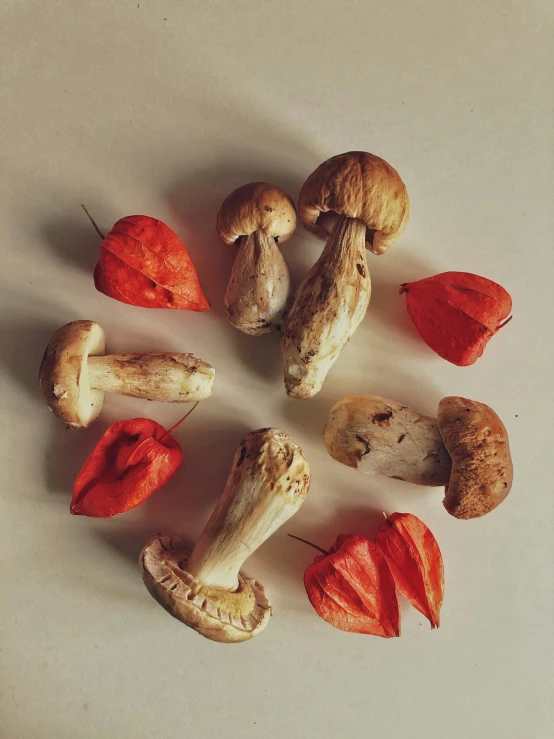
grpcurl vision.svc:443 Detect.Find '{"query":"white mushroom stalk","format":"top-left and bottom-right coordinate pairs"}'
top-left (40, 320), bottom-right (214, 428)
top-left (281, 215), bottom-right (370, 399)
top-left (281, 152), bottom-right (409, 399)
top-left (217, 182), bottom-right (296, 335)
top-left (86, 353), bottom-right (213, 401)
top-left (324, 395), bottom-right (452, 486)
top-left (140, 428), bottom-right (311, 643)
top-left (324, 394), bottom-right (513, 520)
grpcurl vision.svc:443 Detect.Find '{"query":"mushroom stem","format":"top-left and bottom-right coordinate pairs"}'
top-left (87, 353), bottom-right (214, 402)
top-left (187, 428), bottom-right (310, 589)
top-left (225, 230), bottom-right (291, 335)
top-left (281, 215), bottom-right (371, 399)
top-left (324, 395), bottom-right (452, 486)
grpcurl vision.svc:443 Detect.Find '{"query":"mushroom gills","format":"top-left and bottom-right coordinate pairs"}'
top-left (140, 428), bottom-right (311, 643)
top-left (141, 534), bottom-right (271, 643)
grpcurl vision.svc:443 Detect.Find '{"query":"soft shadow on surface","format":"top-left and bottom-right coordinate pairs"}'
top-left (0, 318), bottom-right (62, 399)
top-left (229, 328), bottom-right (283, 383)
top-left (367, 248), bottom-right (438, 342)
top-left (357, 361), bottom-right (443, 415)
top-left (39, 215), bottom-right (101, 273)
top-left (93, 416), bottom-right (252, 566)
top-left (95, 522), bottom-right (178, 573)
top-left (45, 417), bottom-right (113, 496)
top-left (280, 362), bottom-right (442, 443)
top-left (281, 387), bottom-right (337, 441)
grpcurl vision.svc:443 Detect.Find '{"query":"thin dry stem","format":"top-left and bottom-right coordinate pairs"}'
top-left (159, 401), bottom-right (200, 443)
top-left (287, 533), bottom-right (329, 556)
top-left (81, 203), bottom-right (106, 239)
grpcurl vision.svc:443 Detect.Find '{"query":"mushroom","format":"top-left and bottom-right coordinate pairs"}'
top-left (281, 152), bottom-right (409, 399)
top-left (140, 428), bottom-right (311, 642)
top-left (324, 394), bottom-right (513, 520)
top-left (39, 320), bottom-right (214, 428)
top-left (216, 182), bottom-right (296, 335)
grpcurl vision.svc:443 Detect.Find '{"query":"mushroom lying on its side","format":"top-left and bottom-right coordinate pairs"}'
top-left (40, 320), bottom-right (214, 428)
top-left (140, 428), bottom-right (311, 643)
top-left (324, 394), bottom-right (513, 520)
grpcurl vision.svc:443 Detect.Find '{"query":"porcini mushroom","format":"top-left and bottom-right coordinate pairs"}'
top-left (140, 428), bottom-right (311, 642)
top-left (217, 182), bottom-right (296, 335)
top-left (281, 152), bottom-right (409, 398)
top-left (324, 394), bottom-right (513, 520)
top-left (40, 320), bottom-right (214, 428)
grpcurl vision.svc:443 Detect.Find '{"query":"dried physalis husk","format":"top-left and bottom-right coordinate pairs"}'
top-left (400, 271), bottom-right (512, 366)
top-left (298, 533), bottom-right (400, 637)
top-left (376, 512), bottom-right (444, 628)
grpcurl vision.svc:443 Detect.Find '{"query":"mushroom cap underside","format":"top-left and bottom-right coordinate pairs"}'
top-left (298, 151), bottom-right (409, 255)
top-left (39, 319), bottom-right (106, 428)
top-left (438, 396), bottom-right (513, 520)
top-left (217, 182), bottom-right (297, 247)
top-left (140, 534), bottom-right (271, 643)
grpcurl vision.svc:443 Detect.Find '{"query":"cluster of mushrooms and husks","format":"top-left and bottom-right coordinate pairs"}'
top-left (141, 427), bottom-right (311, 642)
top-left (324, 394), bottom-right (513, 520)
top-left (281, 152), bottom-right (410, 399)
top-left (217, 182), bottom-right (296, 335)
top-left (40, 320), bottom-right (214, 428)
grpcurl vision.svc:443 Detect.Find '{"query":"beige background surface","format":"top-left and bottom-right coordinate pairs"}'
top-left (1, 1), bottom-right (553, 738)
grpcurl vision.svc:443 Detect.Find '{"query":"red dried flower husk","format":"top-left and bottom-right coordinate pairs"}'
top-left (82, 207), bottom-right (210, 310)
top-left (299, 534), bottom-right (400, 637)
top-left (399, 271), bottom-right (512, 366)
top-left (376, 513), bottom-right (444, 629)
top-left (70, 417), bottom-right (183, 518)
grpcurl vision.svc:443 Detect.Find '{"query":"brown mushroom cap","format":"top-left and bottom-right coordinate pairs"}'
top-left (140, 534), bottom-right (271, 643)
top-left (438, 396), bottom-right (513, 520)
top-left (298, 151), bottom-right (410, 255)
top-left (216, 182), bottom-right (297, 247)
top-left (39, 320), bottom-right (106, 428)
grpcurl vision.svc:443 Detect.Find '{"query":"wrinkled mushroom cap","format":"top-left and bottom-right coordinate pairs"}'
top-left (140, 535), bottom-right (271, 643)
top-left (217, 182), bottom-right (297, 247)
top-left (438, 396), bottom-right (513, 520)
top-left (39, 320), bottom-right (105, 428)
top-left (298, 151), bottom-right (410, 255)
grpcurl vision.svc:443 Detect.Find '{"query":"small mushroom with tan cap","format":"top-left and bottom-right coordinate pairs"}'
top-left (324, 394), bottom-right (513, 520)
top-left (140, 428), bottom-right (311, 642)
top-left (39, 320), bottom-right (214, 428)
top-left (217, 182), bottom-right (296, 335)
top-left (281, 152), bottom-right (409, 399)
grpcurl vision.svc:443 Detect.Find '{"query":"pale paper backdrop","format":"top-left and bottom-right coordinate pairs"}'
top-left (1, 1), bottom-right (553, 738)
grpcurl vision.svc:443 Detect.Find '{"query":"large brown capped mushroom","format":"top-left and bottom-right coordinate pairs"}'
top-left (140, 428), bottom-right (311, 642)
top-left (281, 152), bottom-right (409, 399)
top-left (217, 183), bottom-right (296, 335)
top-left (39, 320), bottom-right (214, 428)
top-left (324, 394), bottom-right (513, 520)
